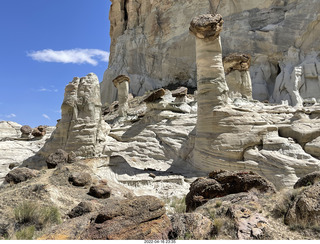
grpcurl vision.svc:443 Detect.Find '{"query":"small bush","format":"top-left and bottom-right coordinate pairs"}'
top-left (206, 208), bottom-right (216, 220)
top-left (15, 225), bottom-right (35, 240)
top-left (213, 218), bottom-right (224, 233)
top-left (14, 201), bottom-right (61, 229)
top-left (215, 201), bottom-right (222, 208)
top-left (272, 188), bottom-right (303, 219)
top-left (169, 196), bottom-right (186, 214)
top-left (14, 202), bottom-right (37, 224)
top-left (184, 232), bottom-right (193, 240)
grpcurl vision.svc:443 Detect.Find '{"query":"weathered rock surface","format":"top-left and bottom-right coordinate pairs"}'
top-left (101, 0), bottom-right (320, 106)
top-left (285, 182), bottom-right (320, 227)
top-left (81, 196), bottom-right (172, 240)
top-left (4, 167), bottom-right (39, 184)
top-left (39, 73), bottom-right (110, 158)
top-left (294, 171), bottom-right (320, 189)
top-left (0, 122), bottom-right (55, 184)
top-left (305, 137), bottom-right (320, 158)
top-left (0, 121), bottom-right (21, 138)
top-left (196, 192), bottom-right (275, 240)
top-left (46, 149), bottom-right (69, 169)
top-left (67, 201), bottom-right (94, 219)
top-left (186, 170), bottom-right (275, 212)
top-left (169, 213), bottom-right (214, 240)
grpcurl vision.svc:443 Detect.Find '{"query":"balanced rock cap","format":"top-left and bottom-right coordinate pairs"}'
top-left (189, 14), bottom-right (223, 40)
top-left (223, 53), bottom-right (251, 74)
top-left (112, 75), bottom-right (130, 88)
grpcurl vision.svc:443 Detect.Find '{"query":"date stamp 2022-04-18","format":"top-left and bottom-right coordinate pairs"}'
top-left (144, 240), bottom-right (176, 244)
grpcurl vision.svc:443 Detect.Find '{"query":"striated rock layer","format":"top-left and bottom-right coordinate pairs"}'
top-left (101, 0), bottom-right (320, 106)
top-left (39, 73), bottom-right (110, 158)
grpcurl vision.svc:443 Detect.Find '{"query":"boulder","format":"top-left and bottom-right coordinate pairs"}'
top-left (88, 185), bottom-right (111, 199)
top-left (305, 136), bottom-right (320, 158)
top-left (68, 172), bottom-right (92, 187)
top-left (81, 196), bottom-right (172, 240)
top-left (195, 192), bottom-right (273, 240)
top-left (278, 118), bottom-right (320, 147)
top-left (186, 170), bottom-right (276, 212)
top-left (67, 151), bottom-right (77, 164)
top-left (32, 125), bottom-right (46, 138)
top-left (4, 167), bottom-right (38, 184)
top-left (20, 125), bottom-right (32, 138)
top-left (68, 201), bottom-right (94, 219)
top-left (285, 182), bottom-right (320, 227)
top-left (171, 87), bottom-right (188, 98)
top-left (143, 89), bottom-right (166, 103)
top-left (294, 171), bottom-right (320, 189)
top-left (46, 149), bottom-right (69, 169)
top-left (169, 213), bottom-right (213, 240)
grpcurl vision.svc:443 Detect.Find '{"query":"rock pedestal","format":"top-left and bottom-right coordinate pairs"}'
top-left (112, 75), bottom-right (130, 117)
top-left (189, 14), bottom-right (229, 170)
top-left (223, 53), bottom-right (252, 99)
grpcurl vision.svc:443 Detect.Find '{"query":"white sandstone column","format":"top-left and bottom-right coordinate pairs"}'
top-left (112, 75), bottom-right (130, 116)
top-left (190, 14), bottom-right (229, 168)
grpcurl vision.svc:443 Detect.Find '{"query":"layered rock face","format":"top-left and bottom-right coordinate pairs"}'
top-left (40, 73), bottom-right (110, 158)
top-left (101, 0), bottom-right (320, 106)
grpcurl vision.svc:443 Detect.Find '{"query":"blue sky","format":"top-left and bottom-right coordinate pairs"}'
top-left (0, 0), bottom-right (111, 127)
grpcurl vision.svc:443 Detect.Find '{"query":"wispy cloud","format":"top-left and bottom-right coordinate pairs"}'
top-left (42, 114), bottom-right (50, 120)
top-left (5, 113), bottom-right (16, 118)
top-left (37, 88), bottom-right (58, 93)
top-left (27, 48), bottom-right (109, 66)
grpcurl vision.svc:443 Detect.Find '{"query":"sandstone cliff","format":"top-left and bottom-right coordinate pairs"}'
top-left (101, 0), bottom-right (320, 106)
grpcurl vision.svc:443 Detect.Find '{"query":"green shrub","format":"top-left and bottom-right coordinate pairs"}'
top-left (169, 196), bottom-right (186, 214)
top-left (272, 189), bottom-right (303, 219)
top-left (215, 200), bottom-right (222, 208)
top-left (14, 202), bottom-right (38, 224)
top-left (15, 225), bottom-right (35, 240)
top-left (14, 201), bottom-right (61, 229)
top-left (213, 218), bottom-right (224, 233)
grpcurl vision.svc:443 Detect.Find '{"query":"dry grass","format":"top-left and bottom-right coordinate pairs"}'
top-left (13, 201), bottom-right (62, 240)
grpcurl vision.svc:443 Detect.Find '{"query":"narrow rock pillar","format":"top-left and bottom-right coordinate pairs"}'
top-left (223, 53), bottom-right (252, 99)
top-left (189, 14), bottom-right (229, 169)
top-left (112, 75), bottom-right (130, 116)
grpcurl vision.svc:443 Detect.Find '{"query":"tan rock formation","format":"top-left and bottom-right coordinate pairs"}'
top-left (40, 73), bottom-right (110, 158)
top-left (112, 75), bottom-right (130, 116)
top-left (223, 53), bottom-right (252, 99)
top-left (189, 14), bottom-right (229, 170)
top-left (271, 52), bottom-right (320, 106)
top-left (101, 0), bottom-right (320, 105)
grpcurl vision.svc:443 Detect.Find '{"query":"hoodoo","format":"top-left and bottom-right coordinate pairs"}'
top-left (189, 14), bottom-right (229, 169)
top-left (112, 75), bottom-right (130, 117)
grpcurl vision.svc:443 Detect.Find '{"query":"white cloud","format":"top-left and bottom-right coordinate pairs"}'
top-left (37, 88), bottom-right (58, 93)
top-left (27, 48), bottom-right (110, 66)
top-left (42, 114), bottom-right (50, 120)
top-left (5, 113), bottom-right (16, 118)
